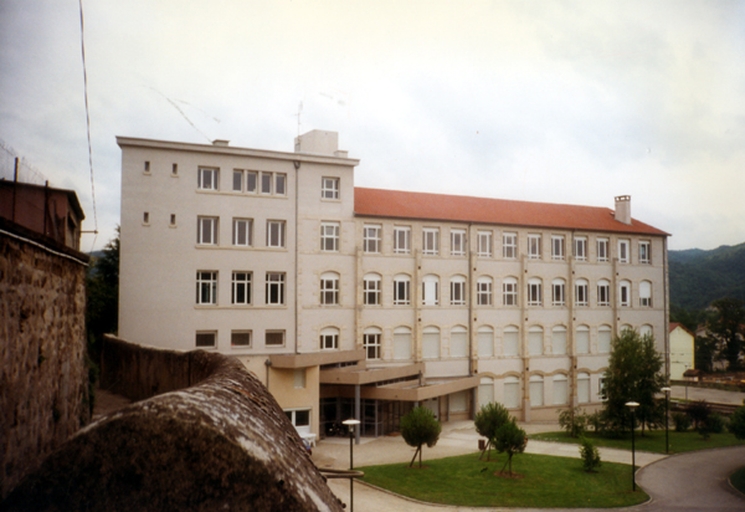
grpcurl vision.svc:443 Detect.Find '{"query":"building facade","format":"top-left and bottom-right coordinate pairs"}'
top-left (118, 130), bottom-right (669, 439)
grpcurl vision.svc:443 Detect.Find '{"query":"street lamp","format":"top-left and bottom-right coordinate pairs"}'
top-left (661, 386), bottom-right (672, 454)
top-left (342, 418), bottom-right (361, 512)
top-left (626, 401), bottom-right (640, 491)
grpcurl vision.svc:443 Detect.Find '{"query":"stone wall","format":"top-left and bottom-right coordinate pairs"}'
top-left (3, 336), bottom-right (344, 511)
top-left (0, 219), bottom-right (89, 499)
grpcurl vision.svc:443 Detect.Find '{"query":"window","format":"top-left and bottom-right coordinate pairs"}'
top-left (450, 326), bottom-right (468, 358)
top-left (552, 326), bottom-right (567, 355)
top-left (294, 369), bottom-right (306, 389)
top-left (363, 328), bottom-right (381, 360)
top-left (598, 325), bottom-right (612, 353)
top-left (195, 331), bottom-right (216, 348)
top-left (232, 169), bottom-right (243, 191)
top-left (231, 271), bottom-right (252, 305)
top-left (576, 325), bottom-right (590, 354)
top-left (321, 176), bottom-right (340, 199)
top-left (529, 375), bottom-right (544, 407)
top-left (574, 236), bottom-right (587, 261)
top-left (422, 274), bottom-right (439, 306)
top-left (553, 375), bottom-right (568, 405)
top-left (196, 271), bottom-right (217, 305)
top-left (320, 222), bottom-right (340, 252)
top-left (246, 171), bottom-right (257, 193)
top-left (266, 220), bottom-right (286, 248)
top-left (618, 239), bottom-right (630, 263)
top-left (619, 280), bottom-right (631, 307)
top-left (393, 274), bottom-right (411, 305)
top-left (450, 275), bottom-right (466, 306)
top-left (144, 161), bottom-right (150, 173)
top-left (275, 173), bottom-right (286, 195)
top-left (527, 278), bottom-right (542, 306)
top-left (597, 238), bottom-right (609, 262)
top-left (478, 326), bottom-right (494, 357)
top-left (597, 279), bottom-right (611, 306)
top-left (503, 232), bottom-right (517, 259)
top-left (640, 324), bottom-right (653, 338)
top-left (451, 229), bottom-right (466, 256)
top-left (393, 326), bottom-right (412, 360)
top-left (575, 279), bottom-right (588, 307)
top-left (285, 409), bottom-right (310, 432)
top-left (265, 330), bottom-right (285, 347)
top-left (143, 212), bottom-right (149, 224)
top-left (232, 218), bottom-right (252, 246)
top-left (639, 280), bottom-right (652, 307)
top-left (172, 163), bottom-right (178, 175)
top-left (320, 272), bottom-right (340, 305)
top-left (599, 377), bottom-right (607, 401)
top-left (503, 326), bottom-right (519, 356)
top-left (502, 277), bottom-right (518, 306)
top-left (528, 234), bottom-right (542, 259)
top-left (363, 224), bottom-right (381, 253)
top-left (170, 214), bottom-right (176, 226)
top-left (504, 376), bottom-right (520, 408)
top-left (577, 373), bottom-right (590, 403)
top-left (639, 241), bottom-right (651, 264)
top-left (260, 172), bottom-right (272, 194)
top-left (265, 272), bottom-right (285, 305)
top-left (476, 276), bottom-right (492, 306)
top-left (198, 167), bottom-right (218, 190)
top-left (552, 278), bottom-right (566, 306)
top-left (477, 231), bottom-right (492, 258)
top-left (393, 226), bottom-right (411, 254)
top-left (197, 216), bottom-right (218, 245)
top-left (363, 273), bottom-right (381, 305)
top-left (479, 377), bottom-right (495, 409)
top-left (422, 228), bottom-right (439, 256)
top-left (231, 330), bottom-right (251, 347)
top-left (529, 326), bottom-right (543, 355)
top-left (551, 235), bottom-right (565, 260)
top-left (422, 326), bottom-right (440, 359)
top-left (320, 327), bottom-right (339, 350)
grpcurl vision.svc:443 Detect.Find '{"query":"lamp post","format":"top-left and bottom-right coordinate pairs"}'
top-left (661, 387), bottom-right (672, 454)
top-left (626, 401), bottom-right (640, 491)
top-left (342, 418), bottom-right (361, 512)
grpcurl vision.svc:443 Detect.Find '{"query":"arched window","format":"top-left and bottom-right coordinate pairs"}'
top-left (575, 278), bottom-right (589, 307)
top-left (450, 325), bottom-right (468, 358)
top-left (363, 273), bottom-right (381, 305)
top-left (577, 372), bottom-right (590, 403)
top-left (503, 376), bottom-right (520, 409)
top-left (320, 272), bottom-right (339, 305)
top-left (422, 274), bottom-right (439, 306)
top-left (363, 327), bottom-right (382, 360)
top-left (640, 324), bottom-right (653, 338)
top-left (422, 326), bottom-right (440, 359)
top-left (479, 377), bottom-right (494, 409)
top-left (529, 375), bottom-right (544, 407)
top-left (502, 276), bottom-right (518, 306)
top-left (450, 275), bottom-right (467, 306)
top-left (576, 325), bottom-right (590, 354)
top-left (552, 325), bottom-right (567, 355)
top-left (393, 326), bottom-right (412, 360)
top-left (553, 374), bottom-right (568, 405)
top-left (529, 326), bottom-right (543, 355)
top-left (393, 274), bottom-right (411, 305)
top-left (503, 325), bottom-right (520, 356)
top-left (598, 325), bottom-right (612, 353)
top-left (552, 278), bottom-right (566, 306)
top-left (619, 279), bottom-right (631, 307)
top-left (527, 278), bottom-right (542, 306)
top-left (478, 326), bottom-right (494, 358)
top-left (320, 326), bottom-right (339, 350)
top-left (476, 276), bottom-right (493, 306)
top-left (597, 279), bottom-right (611, 306)
top-left (639, 280), bottom-right (652, 307)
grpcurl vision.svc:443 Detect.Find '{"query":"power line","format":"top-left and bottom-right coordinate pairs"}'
top-left (78, 0), bottom-right (98, 249)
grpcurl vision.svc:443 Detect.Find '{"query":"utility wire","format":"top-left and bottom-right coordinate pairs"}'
top-left (79, 0), bottom-right (98, 249)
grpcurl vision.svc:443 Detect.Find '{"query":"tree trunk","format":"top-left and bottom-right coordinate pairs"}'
top-left (409, 446), bottom-right (420, 468)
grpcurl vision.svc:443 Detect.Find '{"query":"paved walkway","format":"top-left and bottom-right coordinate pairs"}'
top-left (312, 420), bottom-right (744, 511)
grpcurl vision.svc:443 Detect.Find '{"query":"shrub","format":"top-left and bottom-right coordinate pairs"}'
top-left (587, 411), bottom-right (606, 433)
top-left (729, 406), bottom-right (745, 440)
top-left (559, 407), bottom-right (587, 438)
top-left (686, 400), bottom-right (711, 429)
top-left (579, 437), bottom-right (601, 473)
top-left (672, 412), bottom-right (691, 432)
top-left (400, 406), bottom-right (441, 468)
top-left (475, 403), bottom-right (510, 460)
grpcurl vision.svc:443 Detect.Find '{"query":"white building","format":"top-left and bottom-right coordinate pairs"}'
top-left (118, 130), bottom-right (669, 439)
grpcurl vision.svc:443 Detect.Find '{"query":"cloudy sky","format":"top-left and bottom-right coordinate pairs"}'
top-left (1, 0), bottom-right (744, 252)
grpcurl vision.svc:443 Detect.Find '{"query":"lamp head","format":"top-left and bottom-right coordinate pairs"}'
top-left (625, 401), bottom-right (640, 409)
top-left (342, 418), bottom-right (360, 433)
top-left (661, 387), bottom-right (672, 393)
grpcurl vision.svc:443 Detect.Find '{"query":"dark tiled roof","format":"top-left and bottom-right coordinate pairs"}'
top-left (354, 187), bottom-right (668, 236)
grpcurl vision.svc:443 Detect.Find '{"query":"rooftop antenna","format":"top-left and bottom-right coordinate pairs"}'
top-left (295, 101), bottom-right (303, 137)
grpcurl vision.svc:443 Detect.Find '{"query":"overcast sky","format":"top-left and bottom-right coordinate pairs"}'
top-left (1, 0), bottom-right (744, 252)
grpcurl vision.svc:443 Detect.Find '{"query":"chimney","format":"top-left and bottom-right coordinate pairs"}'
top-left (294, 130), bottom-right (340, 156)
top-left (212, 139), bottom-right (230, 147)
top-left (614, 195), bottom-right (631, 225)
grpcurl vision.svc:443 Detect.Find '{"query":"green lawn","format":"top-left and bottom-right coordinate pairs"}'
top-left (360, 452), bottom-right (648, 508)
top-left (531, 429), bottom-right (745, 454)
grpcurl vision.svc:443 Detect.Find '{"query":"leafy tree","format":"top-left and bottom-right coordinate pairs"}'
top-left (685, 400), bottom-right (711, 430)
top-left (705, 298), bottom-right (745, 371)
top-left (728, 406), bottom-right (745, 440)
top-left (602, 329), bottom-right (666, 436)
top-left (579, 437), bottom-right (601, 473)
top-left (558, 407), bottom-right (587, 438)
top-left (694, 335), bottom-right (718, 373)
top-left (400, 406), bottom-right (441, 468)
top-left (494, 420), bottom-right (527, 477)
top-left (475, 402), bottom-right (510, 460)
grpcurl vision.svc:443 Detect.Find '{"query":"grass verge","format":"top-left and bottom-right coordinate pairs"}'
top-left (531, 429), bottom-right (745, 454)
top-left (361, 452), bottom-right (648, 508)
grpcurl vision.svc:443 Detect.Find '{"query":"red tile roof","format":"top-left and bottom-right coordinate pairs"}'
top-left (354, 188), bottom-right (669, 236)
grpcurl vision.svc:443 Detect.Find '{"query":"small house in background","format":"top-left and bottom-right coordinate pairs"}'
top-left (669, 322), bottom-right (695, 380)
top-left (0, 180), bottom-right (85, 250)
